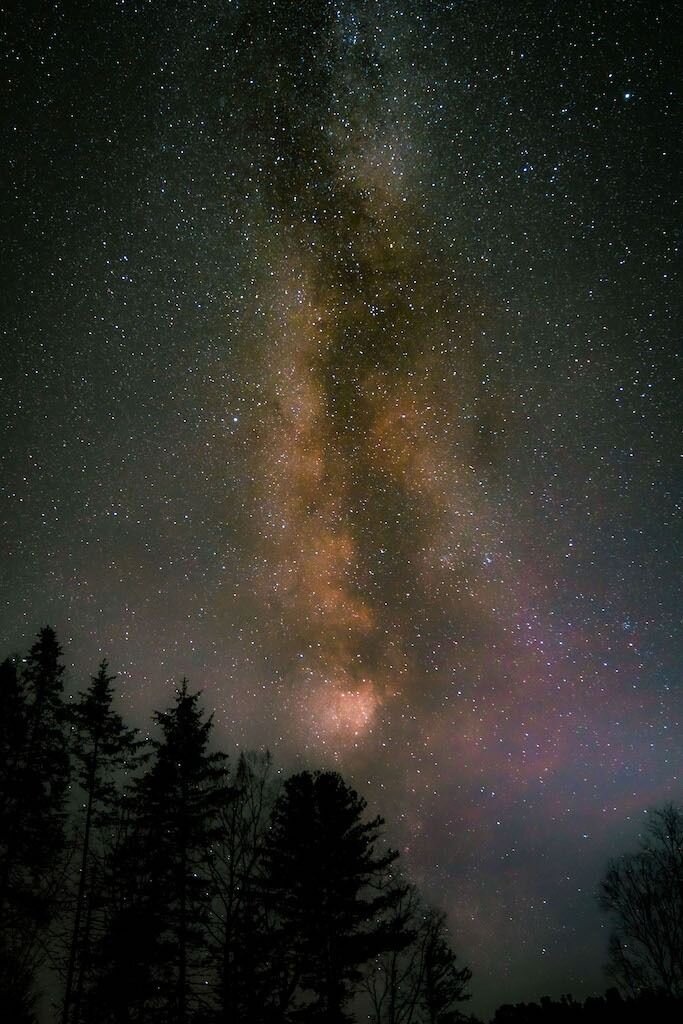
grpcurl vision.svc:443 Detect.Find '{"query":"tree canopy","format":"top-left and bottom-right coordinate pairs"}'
top-left (599, 803), bottom-right (683, 999)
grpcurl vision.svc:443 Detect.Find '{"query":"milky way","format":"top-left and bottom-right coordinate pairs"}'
top-left (1, 1), bottom-right (680, 1017)
top-left (238, 9), bottom-right (504, 758)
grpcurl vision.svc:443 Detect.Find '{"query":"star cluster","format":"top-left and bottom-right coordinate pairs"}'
top-left (1, 1), bottom-right (680, 1017)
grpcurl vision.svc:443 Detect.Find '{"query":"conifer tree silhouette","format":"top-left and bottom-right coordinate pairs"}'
top-left (0, 655), bottom-right (37, 1022)
top-left (95, 680), bottom-right (229, 1024)
top-left (0, 628), bottom-right (71, 1018)
top-left (59, 660), bottom-right (141, 1024)
top-left (261, 769), bottom-right (406, 1023)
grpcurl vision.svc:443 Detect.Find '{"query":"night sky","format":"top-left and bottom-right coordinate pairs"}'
top-left (2, 0), bottom-right (681, 1017)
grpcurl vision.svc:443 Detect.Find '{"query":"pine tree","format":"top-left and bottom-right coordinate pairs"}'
top-left (261, 769), bottom-right (406, 1023)
top-left (59, 660), bottom-right (141, 1024)
top-left (0, 627), bottom-right (71, 1015)
top-left (0, 656), bottom-right (37, 1022)
top-left (96, 680), bottom-right (230, 1024)
top-left (0, 656), bottom-right (26, 864)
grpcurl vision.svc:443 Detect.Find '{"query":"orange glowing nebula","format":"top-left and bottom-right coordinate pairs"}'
top-left (304, 675), bottom-right (381, 745)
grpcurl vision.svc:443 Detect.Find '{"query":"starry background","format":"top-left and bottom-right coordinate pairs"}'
top-left (1, 0), bottom-right (681, 1017)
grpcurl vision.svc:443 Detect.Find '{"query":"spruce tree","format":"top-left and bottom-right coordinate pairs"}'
top-left (0, 627), bottom-right (71, 1015)
top-left (96, 680), bottom-right (229, 1024)
top-left (0, 656), bottom-right (26, 867)
top-left (0, 656), bottom-right (37, 1022)
top-left (60, 660), bottom-right (141, 1024)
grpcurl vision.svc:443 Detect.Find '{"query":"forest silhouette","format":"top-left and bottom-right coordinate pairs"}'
top-left (0, 627), bottom-right (681, 1024)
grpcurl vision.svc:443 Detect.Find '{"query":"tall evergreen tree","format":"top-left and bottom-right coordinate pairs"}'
top-left (0, 627), bottom-right (71, 1016)
top-left (0, 656), bottom-right (26, 864)
top-left (59, 660), bottom-right (141, 1024)
top-left (0, 655), bottom-right (37, 1022)
top-left (95, 680), bottom-right (229, 1024)
top-left (261, 769), bottom-right (407, 1023)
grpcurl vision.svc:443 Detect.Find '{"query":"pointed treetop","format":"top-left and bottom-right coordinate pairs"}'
top-left (25, 625), bottom-right (65, 687)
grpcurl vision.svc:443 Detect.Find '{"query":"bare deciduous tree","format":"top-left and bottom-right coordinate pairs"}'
top-left (364, 878), bottom-right (471, 1024)
top-left (599, 804), bottom-right (683, 997)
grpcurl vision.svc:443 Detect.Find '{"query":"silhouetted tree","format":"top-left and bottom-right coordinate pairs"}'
top-left (0, 655), bottom-right (26, 878)
top-left (0, 656), bottom-right (37, 1021)
top-left (420, 909), bottom-right (472, 1024)
top-left (0, 655), bottom-right (25, 791)
top-left (89, 823), bottom-right (161, 1024)
top-left (492, 987), bottom-right (683, 1023)
top-left (261, 769), bottom-right (406, 1023)
top-left (0, 628), bottom-right (71, 1016)
top-left (59, 660), bottom-right (141, 1024)
top-left (210, 749), bottom-right (279, 1022)
top-left (95, 680), bottom-right (229, 1023)
top-left (363, 880), bottom-right (422, 1024)
top-left (599, 804), bottom-right (683, 997)
top-left (364, 884), bottom-right (470, 1024)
